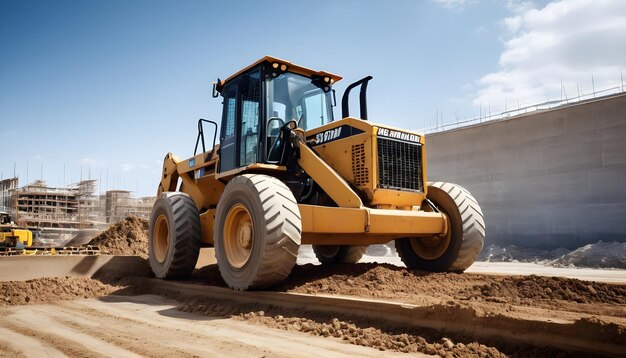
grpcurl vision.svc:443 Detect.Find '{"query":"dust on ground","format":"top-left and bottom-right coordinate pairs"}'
top-left (87, 216), bottom-right (149, 256)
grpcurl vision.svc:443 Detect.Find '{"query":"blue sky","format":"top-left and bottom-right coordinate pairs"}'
top-left (1, 0), bottom-right (624, 196)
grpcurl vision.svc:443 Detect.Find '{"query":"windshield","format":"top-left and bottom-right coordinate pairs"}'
top-left (266, 72), bottom-right (333, 131)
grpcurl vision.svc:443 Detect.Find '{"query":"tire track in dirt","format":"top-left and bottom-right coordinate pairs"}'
top-left (1, 295), bottom-right (406, 358)
top-left (0, 325), bottom-right (64, 358)
top-left (50, 298), bottom-right (256, 357)
top-left (0, 337), bottom-right (27, 358)
top-left (31, 310), bottom-right (190, 357)
top-left (0, 321), bottom-right (114, 358)
top-left (25, 297), bottom-right (268, 358)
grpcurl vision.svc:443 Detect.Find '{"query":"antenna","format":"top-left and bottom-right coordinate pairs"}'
top-left (591, 73), bottom-right (595, 97)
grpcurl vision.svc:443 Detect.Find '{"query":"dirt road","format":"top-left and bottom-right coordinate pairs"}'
top-left (1, 257), bottom-right (625, 357)
top-left (0, 294), bottom-right (413, 358)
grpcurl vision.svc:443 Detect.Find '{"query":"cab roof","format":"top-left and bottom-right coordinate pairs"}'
top-left (220, 55), bottom-right (343, 86)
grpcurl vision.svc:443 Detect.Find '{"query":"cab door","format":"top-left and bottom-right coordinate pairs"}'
top-left (218, 67), bottom-right (262, 172)
top-left (219, 83), bottom-right (238, 172)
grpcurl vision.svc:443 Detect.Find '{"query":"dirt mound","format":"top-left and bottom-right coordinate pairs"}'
top-left (192, 263), bottom-right (626, 307)
top-left (88, 216), bottom-right (149, 256)
top-left (0, 276), bottom-right (126, 306)
top-left (465, 274), bottom-right (626, 304)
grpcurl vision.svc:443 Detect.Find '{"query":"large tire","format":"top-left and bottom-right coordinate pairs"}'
top-left (395, 182), bottom-right (485, 272)
top-left (214, 174), bottom-right (301, 290)
top-left (149, 192), bottom-right (202, 278)
top-left (313, 245), bottom-right (368, 264)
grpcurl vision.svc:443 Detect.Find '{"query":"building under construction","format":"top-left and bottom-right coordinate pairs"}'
top-left (0, 177), bottom-right (18, 213)
top-left (105, 190), bottom-right (154, 224)
top-left (0, 177), bottom-right (154, 243)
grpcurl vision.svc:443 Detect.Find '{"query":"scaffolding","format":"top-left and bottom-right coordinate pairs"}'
top-left (14, 180), bottom-right (85, 229)
top-left (0, 177), bottom-right (18, 213)
top-left (105, 190), bottom-right (154, 223)
top-left (12, 179), bottom-right (155, 228)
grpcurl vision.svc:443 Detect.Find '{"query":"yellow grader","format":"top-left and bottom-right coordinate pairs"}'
top-left (149, 56), bottom-right (485, 290)
top-left (0, 211), bottom-right (33, 249)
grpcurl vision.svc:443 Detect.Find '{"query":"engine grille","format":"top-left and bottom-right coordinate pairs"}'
top-left (377, 137), bottom-right (424, 192)
top-left (351, 143), bottom-right (369, 186)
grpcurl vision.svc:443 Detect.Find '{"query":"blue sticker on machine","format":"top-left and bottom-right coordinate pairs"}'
top-left (189, 158), bottom-right (195, 167)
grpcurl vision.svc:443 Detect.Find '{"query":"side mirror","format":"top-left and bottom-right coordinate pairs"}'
top-left (211, 78), bottom-right (222, 98)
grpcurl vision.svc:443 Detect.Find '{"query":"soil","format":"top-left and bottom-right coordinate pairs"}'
top-left (192, 262), bottom-right (626, 309)
top-left (1, 294), bottom-right (402, 358)
top-left (0, 276), bottom-right (131, 307)
top-left (87, 216), bottom-right (149, 256)
top-left (179, 299), bottom-right (509, 357)
top-left (1, 261), bottom-right (625, 356)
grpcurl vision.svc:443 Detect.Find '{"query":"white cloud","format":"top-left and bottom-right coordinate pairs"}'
top-left (474, 0), bottom-right (626, 111)
top-left (120, 163), bottom-right (133, 172)
top-left (505, 0), bottom-right (535, 14)
top-left (432, 0), bottom-right (469, 8)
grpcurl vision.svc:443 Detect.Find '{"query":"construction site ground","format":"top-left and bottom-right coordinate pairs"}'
top-left (1, 254), bottom-right (625, 357)
top-left (0, 220), bottom-right (624, 357)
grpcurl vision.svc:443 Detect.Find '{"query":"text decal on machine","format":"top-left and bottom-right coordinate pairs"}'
top-left (315, 127), bottom-right (342, 144)
top-left (377, 127), bottom-right (421, 143)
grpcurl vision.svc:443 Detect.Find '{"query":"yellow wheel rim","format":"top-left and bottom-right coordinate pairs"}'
top-left (409, 232), bottom-right (451, 260)
top-left (153, 214), bottom-right (169, 263)
top-left (223, 204), bottom-right (254, 269)
top-left (410, 203), bottom-right (452, 260)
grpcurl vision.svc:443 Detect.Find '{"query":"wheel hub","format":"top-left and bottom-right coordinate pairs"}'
top-left (153, 214), bottom-right (169, 263)
top-left (238, 222), bottom-right (253, 249)
top-left (223, 204), bottom-right (254, 269)
top-left (410, 213), bottom-right (452, 260)
top-left (410, 232), bottom-right (451, 260)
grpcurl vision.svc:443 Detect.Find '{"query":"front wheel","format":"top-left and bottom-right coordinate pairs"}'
top-left (214, 174), bottom-right (301, 290)
top-left (148, 192), bottom-right (202, 278)
top-left (395, 182), bottom-right (485, 272)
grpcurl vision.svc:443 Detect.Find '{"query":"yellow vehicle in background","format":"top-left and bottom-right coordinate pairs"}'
top-left (0, 211), bottom-right (33, 249)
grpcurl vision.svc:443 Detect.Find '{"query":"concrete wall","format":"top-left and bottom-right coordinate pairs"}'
top-left (426, 93), bottom-right (626, 249)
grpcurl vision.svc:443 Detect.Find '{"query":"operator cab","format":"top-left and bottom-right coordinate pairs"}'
top-left (214, 56), bottom-right (341, 173)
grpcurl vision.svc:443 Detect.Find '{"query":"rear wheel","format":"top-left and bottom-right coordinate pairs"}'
top-left (149, 192), bottom-right (202, 278)
top-left (214, 174), bottom-right (301, 290)
top-left (395, 182), bottom-right (485, 272)
top-left (313, 245), bottom-right (368, 264)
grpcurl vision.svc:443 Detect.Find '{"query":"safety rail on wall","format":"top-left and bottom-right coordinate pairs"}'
top-left (424, 82), bottom-right (626, 134)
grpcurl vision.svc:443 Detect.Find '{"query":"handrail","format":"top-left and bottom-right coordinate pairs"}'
top-left (193, 119), bottom-right (218, 160)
